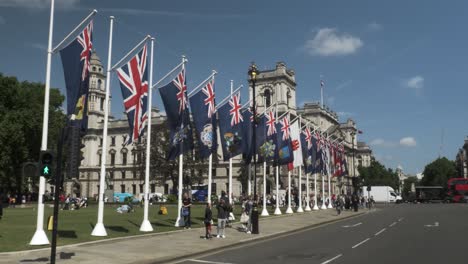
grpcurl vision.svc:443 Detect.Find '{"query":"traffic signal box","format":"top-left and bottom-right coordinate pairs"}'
top-left (39, 150), bottom-right (54, 178)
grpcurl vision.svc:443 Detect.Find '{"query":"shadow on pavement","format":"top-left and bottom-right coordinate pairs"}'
top-left (58, 230), bottom-right (78, 238)
top-left (59, 252), bottom-right (76, 259)
top-left (107, 226), bottom-right (129, 233)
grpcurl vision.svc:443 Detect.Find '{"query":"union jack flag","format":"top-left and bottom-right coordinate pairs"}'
top-left (315, 131), bottom-right (322, 150)
top-left (280, 116), bottom-right (290, 140)
top-left (266, 110), bottom-right (276, 136)
top-left (77, 21), bottom-right (93, 81)
top-left (116, 44), bottom-right (148, 144)
top-left (229, 92), bottom-right (243, 126)
top-left (303, 127), bottom-right (312, 149)
top-left (202, 79), bottom-right (215, 118)
top-left (175, 70), bottom-right (188, 113)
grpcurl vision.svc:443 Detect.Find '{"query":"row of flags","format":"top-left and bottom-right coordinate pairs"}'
top-left (58, 16), bottom-right (349, 177)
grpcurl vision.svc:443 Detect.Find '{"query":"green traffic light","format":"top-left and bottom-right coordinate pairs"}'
top-left (43, 165), bottom-right (50, 175)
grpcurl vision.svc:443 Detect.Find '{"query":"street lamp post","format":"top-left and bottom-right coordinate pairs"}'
top-left (248, 63), bottom-right (260, 234)
top-left (351, 131), bottom-right (356, 194)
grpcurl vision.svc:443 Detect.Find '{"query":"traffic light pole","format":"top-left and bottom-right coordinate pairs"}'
top-left (50, 126), bottom-right (66, 264)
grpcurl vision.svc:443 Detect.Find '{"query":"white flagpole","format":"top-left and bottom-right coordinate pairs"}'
top-left (297, 166), bottom-right (304, 213)
top-left (286, 170), bottom-right (293, 214)
top-left (261, 162), bottom-right (269, 216)
top-left (175, 55), bottom-right (187, 227)
top-left (327, 151), bottom-right (333, 209)
top-left (207, 71), bottom-right (216, 205)
top-left (140, 37), bottom-right (154, 232)
top-left (91, 16), bottom-right (114, 237)
top-left (313, 173), bottom-right (319, 210)
top-left (228, 80), bottom-right (233, 205)
top-left (273, 106), bottom-right (282, 215)
top-left (320, 171), bottom-right (327, 209)
top-left (208, 154), bottom-right (212, 204)
top-left (297, 116), bottom-right (304, 213)
top-left (31, 0), bottom-right (55, 246)
top-left (285, 112), bottom-right (293, 214)
top-left (305, 171), bottom-right (311, 211)
top-left (320, 78), bottom-right (324, 109)
top-left (248, 164), bottom-right (252, 196)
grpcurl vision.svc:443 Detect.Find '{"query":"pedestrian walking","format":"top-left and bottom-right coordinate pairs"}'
top-left (216, 197), bottom-right (228, 238)
top-left (352, 194), bottom-right (359, 212)
top-left (182, 192), bottom-right (192, 229)
top-left (204, 202), bottom-right (213, 239)
top-left (335, 195), bottom-right (343, 215)
top-left (243, 196), bottom-right (253, 234)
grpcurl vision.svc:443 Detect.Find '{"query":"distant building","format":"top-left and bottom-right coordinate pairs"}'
top-left (59, 59), bottom-right (373, 198)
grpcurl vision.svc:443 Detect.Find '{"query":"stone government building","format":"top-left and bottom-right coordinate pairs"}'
top-left (59, 53), bottom-right (373, 199)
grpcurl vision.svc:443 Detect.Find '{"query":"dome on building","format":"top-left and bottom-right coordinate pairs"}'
top-left (90, 51), bottom-right (103, 67)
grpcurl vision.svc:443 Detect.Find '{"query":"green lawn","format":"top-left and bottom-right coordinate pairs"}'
top-left (0, 203), bottom-right (282, 252)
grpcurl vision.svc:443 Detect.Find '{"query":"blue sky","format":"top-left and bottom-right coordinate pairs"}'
top-left (1, 0), bottom-right (468, 175)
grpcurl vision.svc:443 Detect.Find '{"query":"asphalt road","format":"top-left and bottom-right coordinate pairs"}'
top-left (175, 203), bottom-right (468, 264)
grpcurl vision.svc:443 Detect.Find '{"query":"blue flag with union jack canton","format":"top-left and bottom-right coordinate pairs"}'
top-left (302, 127), bottom-right (316, 174)
top-left (259, 110), bottom-right (277, 163)
top-left (60, 21), bottom-right (93, 133)
top-left (218, 92), bottom-right (243, 161)
top-left (159, 70), bottom-right (194, 160)
top-left (275, 116), bottom-right (294, 166)
top-left (116, 45), bottom-right (149, 145)
top-left (189, 79), bottom-right (217, 160)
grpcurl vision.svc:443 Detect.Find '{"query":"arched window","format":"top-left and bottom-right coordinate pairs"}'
top-left (264, 89), bottom-right (271, 108)
top-left (286, 89), bottom-right (291, 107)
top-left (97, 79), bottom-right (102, 90)
top-left (109, 149), bottom-right (116, 165)
top-left (92, 66), bottom-right (96, 72)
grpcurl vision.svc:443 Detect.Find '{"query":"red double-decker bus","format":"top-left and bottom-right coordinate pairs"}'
top-left (447, 178), bottom-right (468, 202)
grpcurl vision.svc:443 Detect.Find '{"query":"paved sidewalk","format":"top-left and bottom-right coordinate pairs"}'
top-left (0, 209), bottom-right (365, 264)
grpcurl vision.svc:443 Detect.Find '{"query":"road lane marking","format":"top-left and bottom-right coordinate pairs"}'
top-left (320, 254), bottom-right (343, 264)
top-left (389, 222), bottom-right (397, 227)
top-left (187, 259), bottom-right (236, 264)
top-left (374, 228), bottom-right (386, 236)
top-left (342, 222), bottom-right (362, 228)
top-left (424, 222), bottom-right (439, 227)
top-left (398, 217), bottom-right (404, 222)
top-left (352, 238), bottom-right (370, 249)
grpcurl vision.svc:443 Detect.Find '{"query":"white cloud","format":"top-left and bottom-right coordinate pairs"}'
top-left (400, 137), bottom-right (417, 147)
top-left (28, 43), bottom-right (47, 51)
top-left (0, 16), bottom-right (5, 25)
top-left (0, 0), bottom-right (79, 9)
top-left (335, 80), bottom-right (353, 91)
top-left (369, 138), bottom-right (396, 147)
top-left (367, 22), bottom-right (383, 31)
top-left (304, 28), bottom-right (363, 56)
top-left (405, 75), bottom-right (424, 89)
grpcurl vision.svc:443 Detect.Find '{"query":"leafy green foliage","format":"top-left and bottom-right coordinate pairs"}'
top-left (0, 73), bottom-right (66, 194)
top-left (421, 157), bottom-right (458, 186)
top-left (357, 160), bottom-right (399, 189)
top-left (402, 176), bottom-right (419, 197)
top-left (149, 119), bottom-right (209, 194)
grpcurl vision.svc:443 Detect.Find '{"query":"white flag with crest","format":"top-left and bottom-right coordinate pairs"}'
top-left (290, 120), bottom-right (303, 167)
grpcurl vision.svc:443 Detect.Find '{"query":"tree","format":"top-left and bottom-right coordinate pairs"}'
top-left (421, 157), bottom-right (457, 186)
top-left (357, 160), bottom-right (399, 190)
top-left (149, 120), bottom-right (209, 194)
top-left (402, 176), bottom-right (419, 197)
top-left (0, 73), bottom-right (66, 194)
